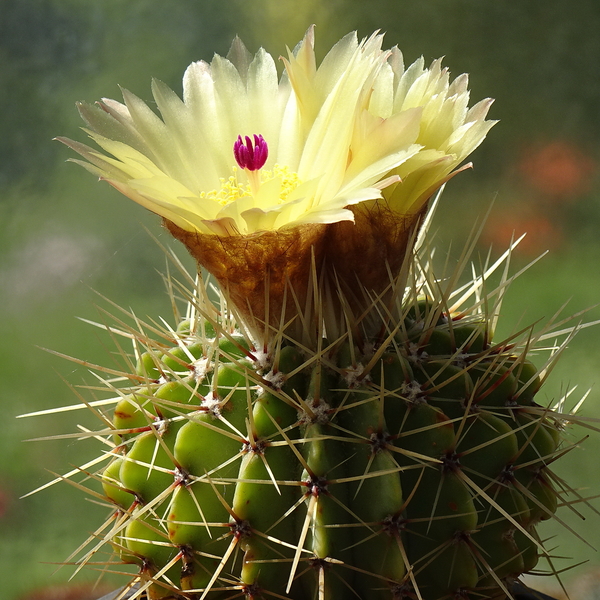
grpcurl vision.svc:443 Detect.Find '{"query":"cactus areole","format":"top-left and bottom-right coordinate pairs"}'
top-left (47, 27), bottom-right (589, 600)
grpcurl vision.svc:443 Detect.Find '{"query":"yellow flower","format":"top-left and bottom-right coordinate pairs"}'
top-left (59, 27), bottom-right (494, 237)
top-left (60, 28), bottom-right (495, 343)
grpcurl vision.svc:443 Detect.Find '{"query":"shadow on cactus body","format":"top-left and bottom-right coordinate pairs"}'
top-left (25, 226), bottom-right (598, 600)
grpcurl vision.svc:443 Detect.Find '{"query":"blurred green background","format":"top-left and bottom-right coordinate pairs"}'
top-left (2, 0), bottom-right (600, 598)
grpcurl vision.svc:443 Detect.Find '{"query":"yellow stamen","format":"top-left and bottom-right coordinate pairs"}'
top-left (203, 165), bottom-right (302, 207)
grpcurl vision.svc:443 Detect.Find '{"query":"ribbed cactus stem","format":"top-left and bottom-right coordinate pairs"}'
top-left (28, 233), bottom-right (586, 600)
top-left (22, 203), bottom-right (596, 600)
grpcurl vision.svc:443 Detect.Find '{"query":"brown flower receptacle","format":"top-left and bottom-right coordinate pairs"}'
top-left (165, 220), bottom-right (327, 344)
top-left (323, 203), bottom-right (425, 319)
top-left (322, 165), bottom-right (472, 323)
top-left (165, 205), bottom-right (425, 346)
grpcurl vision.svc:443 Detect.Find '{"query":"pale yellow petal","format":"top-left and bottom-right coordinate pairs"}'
top-left (120, 87), bottom-right (172, 168)
top-left (57, 137), bottom-right (130, 181)
top-left (106, 179), bottom-right (210, 233)
top-left (369, 61), bottom-right (395, 118)
top-left (151, 78), bottom-right (219, 192)
top-left (246, 48), bottom-right (287, 158)
top-left (345, 108), bottom-right (422, 184)
top-left (182, 61), bottom-right (232, 176)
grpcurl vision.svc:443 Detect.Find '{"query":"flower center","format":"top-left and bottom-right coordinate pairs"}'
top-left (199, 135), bottom-right (302, 211)
top-left (233, 134), bottom-right (268, 171)
top-left (201, 165), bottom-right (302, 207)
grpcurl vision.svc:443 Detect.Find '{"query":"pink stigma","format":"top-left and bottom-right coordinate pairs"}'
top-left (233, 134), bottom-right (268, 171)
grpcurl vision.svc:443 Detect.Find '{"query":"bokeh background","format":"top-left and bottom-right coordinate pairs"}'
top-left (2, 1), bottom-right (600, 598)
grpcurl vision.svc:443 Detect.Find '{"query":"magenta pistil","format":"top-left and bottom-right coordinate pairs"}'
top-left (233, 134), bottom-right (268, 171)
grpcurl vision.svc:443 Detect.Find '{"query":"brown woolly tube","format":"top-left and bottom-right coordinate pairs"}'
top-left (321, 165), bottom-right (473, 321)
top-left (165, 206), bottom-right (426, 344)
top-left (164, 220), bottom-right (327, 342)
top-left (322, 203), bottom-right (425, 318)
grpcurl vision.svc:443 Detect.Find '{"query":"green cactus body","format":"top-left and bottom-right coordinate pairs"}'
top-left (96, 297), bottom-right (563, 600)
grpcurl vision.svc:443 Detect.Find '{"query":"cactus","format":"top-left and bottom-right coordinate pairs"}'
top-left (28, 230), bottom-right (590, 600)
top-left (35, 27), bottom-right (597, 600)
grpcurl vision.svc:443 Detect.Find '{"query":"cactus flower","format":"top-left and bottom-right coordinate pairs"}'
top-left (59, 27), bottom-right (495, 339)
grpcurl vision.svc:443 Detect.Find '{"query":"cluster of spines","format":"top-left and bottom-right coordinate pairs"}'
top-left (23, 240), bottom-right (598, 600)
top-left (92, 298), bottom-right (564, 600)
